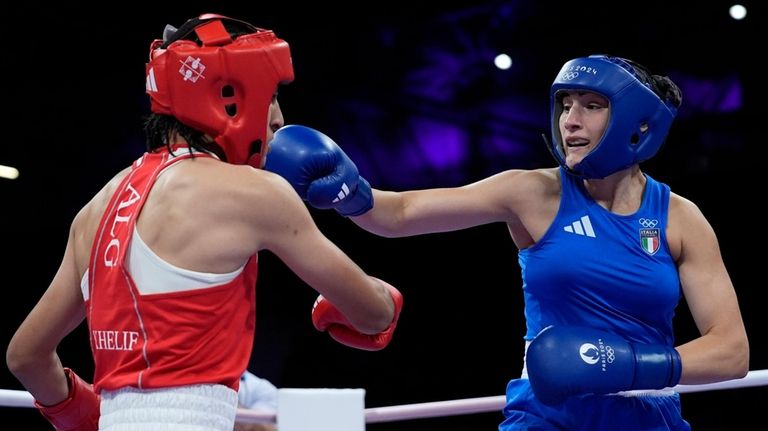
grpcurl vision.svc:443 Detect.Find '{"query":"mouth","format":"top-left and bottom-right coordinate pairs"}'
top-left (565, 138), bottom-right (589, 149)
top-left (565, 141), bottom-right (590, 157)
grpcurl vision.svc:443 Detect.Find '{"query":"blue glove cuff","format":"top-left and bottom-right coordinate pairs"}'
top-left (336, 177), bottom-right (373, 217)
top-left (633, 343), bottom-right (682, 389)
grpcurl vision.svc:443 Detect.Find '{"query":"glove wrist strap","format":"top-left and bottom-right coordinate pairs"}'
top-left (336, 177), bottom-right (373, 217)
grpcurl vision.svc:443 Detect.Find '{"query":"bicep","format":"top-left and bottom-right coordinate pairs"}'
top-left (676, 202), bottom-right (743, 337)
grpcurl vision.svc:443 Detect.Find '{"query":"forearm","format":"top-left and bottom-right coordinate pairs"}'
top-left (350, 189), bottom-right (408, 237)
top-left (676, 331), bottom-right (749, 384)
top-left (10, 352), bottom-right (70, 406)
top-left (352, 189), bottom-right (471, 237)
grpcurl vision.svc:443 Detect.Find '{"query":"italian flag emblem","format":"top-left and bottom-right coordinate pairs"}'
top-left (640, 228), bottom-right (660, 255)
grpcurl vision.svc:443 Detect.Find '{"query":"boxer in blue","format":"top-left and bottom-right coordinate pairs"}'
top-left (264, 54), bottom-right (749, 430)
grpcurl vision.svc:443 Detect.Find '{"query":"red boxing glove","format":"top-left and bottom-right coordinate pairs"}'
top-left (312, 279), bottom-right (403, 351)
top-left (35, 368), bottom-right (100, 431)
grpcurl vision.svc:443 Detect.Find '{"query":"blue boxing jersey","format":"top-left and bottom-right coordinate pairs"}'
top-left (519, 167), bottom-right (681, 346)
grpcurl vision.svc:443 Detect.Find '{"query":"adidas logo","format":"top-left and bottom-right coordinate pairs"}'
top-left (312, 295), bottom-right (324, 313)
top-left (146, 67), bottom-right (158, 92)
top-left (332, 183), bottom-right (350, 203)
top-left (563, 215), bottom-right (596, 238)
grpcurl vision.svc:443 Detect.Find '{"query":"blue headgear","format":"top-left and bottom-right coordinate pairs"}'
top-left (549, 55), bottom-right (680, 179)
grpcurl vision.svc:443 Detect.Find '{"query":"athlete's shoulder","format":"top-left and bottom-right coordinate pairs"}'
top-left (206, 162), bottom-right (302, 204)
top-left (75, 166), bottom-right (133, 227)
top-left (528, 167), bottom-right (560, 187)
top-left (485, 167), bottom-right (558, 188)
top-left (667, 190), bottom-right (721, 262)
top-left (668, 191), bottom-right (712, 235)
top-left (668, 191), bottom-right (703, 218)
top-left (175, 161), bottom-right (308, 225)
top-left (503, 167), bottom-right (560, 197)
top-left (69, 166), bottom-right (133, 272)
top-left (476, 168), bottom-right (560, 219)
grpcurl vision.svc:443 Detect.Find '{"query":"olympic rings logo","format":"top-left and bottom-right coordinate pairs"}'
top-left (605, 346), bottom-right (615, 363)
top-left (562, 71), bottom-right (579, 80)
top-left (638, 218), bottom-right (658, 228)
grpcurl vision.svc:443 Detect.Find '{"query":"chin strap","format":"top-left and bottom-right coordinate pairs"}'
top-left (541, 133), bottom-right (582, 177)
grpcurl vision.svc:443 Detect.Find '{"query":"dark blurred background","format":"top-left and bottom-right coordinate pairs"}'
top-left (1, 1), bottom-right (765, 429)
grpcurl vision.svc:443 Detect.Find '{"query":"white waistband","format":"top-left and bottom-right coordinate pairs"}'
top-left (100, 384), bottom-right (238, 431)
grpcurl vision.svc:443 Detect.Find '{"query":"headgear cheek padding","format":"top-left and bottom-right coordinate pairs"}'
top-left (145, 14), bottom-right (295, 168)
top-left (549, 55), bottom-right (679, 179)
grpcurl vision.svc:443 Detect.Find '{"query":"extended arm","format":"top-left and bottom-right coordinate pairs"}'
top-left (265, 125), bottom-right (532, 237)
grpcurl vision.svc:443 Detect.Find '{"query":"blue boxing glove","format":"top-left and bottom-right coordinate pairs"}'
top-left (526, 326), bottom-right (682, 405)
top-left (264, 125), bottom-right (373, 216)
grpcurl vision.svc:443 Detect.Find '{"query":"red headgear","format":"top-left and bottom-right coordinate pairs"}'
top-left (145, 13), bottom-right (294, 167)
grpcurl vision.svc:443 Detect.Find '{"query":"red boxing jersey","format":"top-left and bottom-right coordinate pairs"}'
top-left (86, 147), bottom-right (257, 393)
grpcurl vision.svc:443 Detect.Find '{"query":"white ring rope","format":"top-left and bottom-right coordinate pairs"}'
top-left (0, 389), bottom-right (34, 408)
top-left (365, 369), bottom-right (768, 424)
top-left (2, 369), bottom-right (766, 424)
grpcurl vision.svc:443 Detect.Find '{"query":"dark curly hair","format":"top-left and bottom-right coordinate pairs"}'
top-left (620, 57), bottom-right (682, 109)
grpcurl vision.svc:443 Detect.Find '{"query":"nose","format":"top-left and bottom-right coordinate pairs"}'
top-left (562, 107), bottom-right (582, 131)
top-left (269, 100), bottom-right (285, 133)
top-left (270, 112), bottom-right (284, 133)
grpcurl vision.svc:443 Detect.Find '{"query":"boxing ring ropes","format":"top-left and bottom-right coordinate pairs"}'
top-left (1, 370), bottom-right (766, 425)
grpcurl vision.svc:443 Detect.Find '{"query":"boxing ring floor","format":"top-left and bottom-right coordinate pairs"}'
top-left (2, 369), bottom-right (766, 429)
